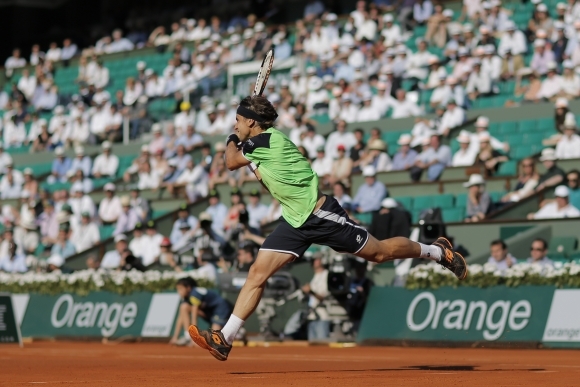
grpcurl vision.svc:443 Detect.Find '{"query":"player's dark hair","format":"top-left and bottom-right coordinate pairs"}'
top-left (239, 96), bottom-right (278, 130)
top-left (176, 277), bottom-right (197, 288)
top-left (490, 239), bottom-right (507, 249)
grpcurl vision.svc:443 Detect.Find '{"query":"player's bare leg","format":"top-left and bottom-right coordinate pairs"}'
top-left (189, 250), bottom-right (294, 361)
top-left (356, 235), bottom-right (467, 279)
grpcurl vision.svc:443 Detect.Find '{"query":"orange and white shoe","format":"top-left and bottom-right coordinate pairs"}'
top-left (432, 237), bottom-right (468, 280)
top-left (188, 325), bottom-right (232, 361)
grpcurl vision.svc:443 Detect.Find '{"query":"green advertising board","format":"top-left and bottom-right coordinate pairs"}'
top-left (358, 286), bottom-right (555, 344)
top-left (0, 294), bottom-right (22, 346)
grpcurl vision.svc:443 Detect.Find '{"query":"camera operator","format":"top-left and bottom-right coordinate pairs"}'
top-left (346, 259), bottom-right (373, 333)
top-left (302, 252), bottom-right (331, 341)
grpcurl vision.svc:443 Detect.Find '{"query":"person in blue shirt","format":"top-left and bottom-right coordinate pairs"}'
top-left (0, 242), bottom-right (27, 273)
top-left (170, 277), bottom-right (233, 345)
top-left (51, 224), bottom-right (77, 259)
top-left (391, 134), bottom-right (418, 171)
top-left (352, 166), bottom-right (387, 213)
top-left (170, 204), bottom-right (199, 245)
top-left (48, 146), bottom-right (72, 183)
top-left (69, 146), bottom-right (92, 177)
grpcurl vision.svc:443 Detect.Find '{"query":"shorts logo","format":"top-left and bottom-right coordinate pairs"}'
top-left (356, 235), bottom-right (362, 244)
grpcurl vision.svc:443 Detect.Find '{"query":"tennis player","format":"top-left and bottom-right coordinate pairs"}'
top-left (189, 95), bottom-right (467, 361)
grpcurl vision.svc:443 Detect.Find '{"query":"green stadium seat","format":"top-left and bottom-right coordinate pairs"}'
top-left (99, 225), bottom-right (115, 241)
top-left (499, 122), bottom-right (518, 135)
top-left (496, 160), bottom-right (517, 176)
top-left (413, 195), bottom-right (433, 210)
top-left (455, 193), bottom-right (467, 208)
top-left (537, 118), bottom-right (554, 130)
top-left (549, 236), bottom-right (578, 257)
top-left (396, 196), bottom-right (413, 210)
top-left (525, 133), bottom-right (545, 145)
top-left (489, 191), bottom-right (504, 202)
top-left (442, 207), bottom-right (465, 223)
top-left (518, 120), bottom-right (536, 132)
top-left (356, 212), bottom-right (373, 226)
top-left (432, 194), bottom-right (455, 209)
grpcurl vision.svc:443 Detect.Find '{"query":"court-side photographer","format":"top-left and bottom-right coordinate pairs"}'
top-left (345, 259), bottom-right (373, 333)
top-left (302, 253), bottom-right (331, 340)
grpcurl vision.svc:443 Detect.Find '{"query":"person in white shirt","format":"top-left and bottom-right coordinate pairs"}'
top-left (406, 39), bottom-right (432, 80)
top-left (452, 132), bottom-right (478, 167)
top-left (301, 126), bottom-right (326, 159)
top-left (92, 141), bottom-right (119, 178)
top-left (140, 222), bottom-right (164, 266)
top-left (487, 239), bottom-right (518, 271)
top-left (89, 103), bottom-right (110, 142)
top-left (372, 82), bottom-right (395, 117)
top-left (555, 115), bottom-right (580, 159)
top-left (414, 0), bottom-right (434, 24)
top-left (311, 147), bottom-right (334, 181)
top-left (356, 94), bottom-right (382, 122)
top-left (137, 162), bottom-right (160, 191)
top-left (106, 29), bottom-right (134, 53)
top-left (61, 38), bottom-right (77, 61)
top-left (93, 61), bottom-right (110, 89)
top-left (45, 42), bottom-right (61, 62)
top-left (498, 21), bottom-right (527, 57)
top-left (5, 48), bottom-right (26, 70)
top-left (0, 142), bottom-right (13, 174)
top-left (71, 212), bottom-right (100, 252)
top-left (171, 159), bottom-right (209, 202)
top-left (338, 94), bottom-right (359, 123)
top-left (355, 12), bottom-right (377, 41)
top-left (469, 116), bottom-right (509, 153)
top-left (0, 167), bottom-right (23, 199)
top-left (208, 104), bottom-right (232, 136)
top-left (538, 62), bottom-right (563, 100)
top-left (69, 183), bottom-right (96, 220)
top-left (69, 115), bottom-right (90, 146)
top-left (559, 60), bottom-right (580, 98)
top-left (380, 14), bottom-right (402, 46)
top-left (482, 45), bottom-right (502, 82)
top-left (424, 57), bottom-right (447, 89)
top-left (98, 183), bottom-right (123, 224)
top-left (430, 75), bottom-right (452, 108)
top-left (324, 119), bottom-right (357, 160)
top-left (289, 68), bottom-right (308, 103)
top-left (466, 60), bottom-right (492, 100)
top-left (17, 69), bottom-right (36, 101)
top-left (3, 116), bottom-right (26, 148)
top-left (174, 101), bottom-right (196, 135)
top-left (306, 77), bottom-right (328, 112)
top-left (391, 90), bottom-right (422, 119)
top-left (100, 234), bottom-right (127, 269)
top-left (528, 185), bottom-right (580, 219)
top-left (246, 190), bottom-right (270, 231)
top-left (359, 139), bottom-right (392, 172)
top-left (123, 77), bottom-right (143, 106)
top-left (437, 99), bottom-right (465, 136)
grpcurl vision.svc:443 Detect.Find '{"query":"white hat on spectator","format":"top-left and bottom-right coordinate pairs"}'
top-left (55, 146), bottom-right (64, 156)
top-left (557, 2), bottom-right (567, 9)
top-left (368, 139), bottom-right (387, 151)
top-left (396, 45), bottom-right (407, 55)
top-left (472, 58), bottom-right (482, 66)
top-left (211, 33), bottom-right (221, 42)
top-left (564, 112), bottom-right (576, 128)
top-left (269, 94), bottom-right (281, 103)
top-left (306, 66), bottom-right (316, 75)
top-left (308, 77), bottom-right (323, 91)
top-left (397, 134), bottom-right (412, 145)
top-left (114, 234), bottom-right (127, 243)
top-left (290, 68), bottom-right (300, 77)
top-left (382, 65), bottom-right (394, 75)
top-left (505, 20), bottom-right (516, 31)
top-left (199, 212), bottom-right (213, 222)
top-left (325, 13), bottom-right (338, 21)
top-left (141, 144), bottom-right (150, 152)
top-left (54, 105), bottom-right (65, 114)
top-left (168, 159), bottom-right (178, 167)
top-left (222, 38), bottom-right (231, 47)
top-left (555, 185), bottom-right (570, 197)
top-left (38, 118), bottom-right (47, 126)
top-left (23, 167), bottom-right (33, 175)
top-left (322, 74), bottom-right (334, 84)
top-left (463, 174), bottom-right (485, 187)
top-left (342, 93), bottom-right (352, 102)
top-left (457, 133), bottom-right (471, 143)
top-left (537, 3), bottom-right (548, 11)
top-left (209, 53), bottom-right (219, 62)
top-left (230, 96), bottom-right (241, 105)
top-left (422, 136), bottom-right (431, 146)
top-left (463, 23), bottom-right (474, 32)
top-left (383, 13), bottom-right (394, 22)
top-left (531, 0), bottom-right (541, 4)
top-left (230, 34), bottom-right (241, 44)
top-left (443, 9), bottom-right (454, 17)
top-left (385, 48), bottom-right (396, 57)
top-left (56, 212), bottom-right (70, 224)
top-left (353, 72), bottom-right (364, 81)
top-left (362, 166), bottom-right (377, 177)
top-left (152, 123), bottom-right (162, 133)
top-left (478, 131), bottom-right (491, 142)
top-left (340, 34), bottom-right (355, 48)
top-left (484, 45), bottom-right (495, 55)
top-left (539, 148), bottom-right (557, 161)
top-left (272, 36), bottom-right (281, 45)
top-left (491, 0), bottom-right (501, 6)
top-left (446, 76), bottom-right (458, 85)
top-left (102, 141), bottom-right (112, 149)
top-left (243, 29), bottom-right (254, 39)
top-left (254, 22), bottom-right (265, 32)
top-left (180, 63), bottom-right (190, 71)
top-left (206, 105), bottom-right (216, 114)
top-left (428, 56), bottom-right (439, 65)
top-left (563, 60), bottom-right (574, 69)
top-left (555, 97), bottom-right (569, 108)
top-left (547, 61), bottom-right (558, 71)
top-left (554, 20), bottom-right (565, 30)
top-left (104, 182), bottom-right (116, 191)
top-left (217, 103), bottom-right (227, 111)
top-left (458, 47), bottom-right (469, 56)
top-left (449, 26), bottom-right (462, 35)
top-left (144, 68), bottom-right (154, 77)
top-left (381, 198), bottom-right (398, 209)
top-left (70, 182), bottom-right (84, 194)
top-left (475, 116), bottom-right (489, 128)
top-left (47, 254), bottom-right (65, 268)
top-left (93, 94), bottom-right (104, 105)
top-left (74, 146), bottom-right (84, 155)
top-left (479, 25), bottom-right (490, 34)
top-left (120, 196), bottom-right (131, 206)
top-left (362, 92), bottom-right (373, 101)
top-left (136, 61), bottom-right (146, 70)
top-left (187, 18), bottom-right (196, 27)
top-left (482, 1), bottom-right (492, 9)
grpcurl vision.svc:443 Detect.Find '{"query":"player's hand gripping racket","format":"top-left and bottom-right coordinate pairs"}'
top-left (253, 49), bottom-right (275, 96)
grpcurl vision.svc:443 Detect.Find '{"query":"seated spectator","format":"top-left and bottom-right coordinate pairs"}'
top-left (359, 139), bottom-right (392, 172)
top-left (178, 124), bottom-right (204, 152)
top-left (205, 190), bottom-right (227, 236)
top-left (69, 183), bottom-right (96, 221)
top-left (47, 147), bottom-right (71, 184)
top-left (487, 239), bottom-right (518, 271)
top-left (21, 168), bottom-right (38, 198)
top-left (352, 166), bottom-right (387, 213)
top-left (160, 159), bottom-right (182, 187)
top-left (129, 187), bottom-right (150, 222)
top-left (333, 182), bottom-right (352, 209)
top-left (328, 145), bottom-right (353, 188)
top-left (526, 238), bottom-right (554, 267)
top-left (392, 134), bottom-right (418, 171)
top-left (437, 99), bottom-right (466, 136)
top-left (528, 185), bottom-right (580, 219)
top-left (559, 61), bottom-right (580, 99)
top-left (555, 114), bottom-right (580, 159)
top-left (0, 163), bottom-right (23, 199)
top-left (502, 158), bottom-right (540, 203)
top-left (537, 61), bottom-right (563, 101)
top-left (51, 224), bottom-right (76, 259)
top-left (0, 142), bottom-right (13, 174)
top-left (425, 4), bottom-right (448, 48)
top-left (391, 90), bottom-right (422, 119)
top-left (100, 234), bottom-right (128, 269)
top-left (3, 115), bottom-right (26, 148)
top-left (311, 147), bottom-right (333, 184)
top-left (413, 0), bottom-right (433, 26)
top-left (535, 148), bottom-right (566, 192)
top-left (566, 170), bottom-right (580, 209)
top-left (515, 68), bottom-right (542, 102)
top-left (71, 212), bottom-right (100, 252)
top-left (138, 161), bottom-right (160, 191)
top-left (466, 59), bottom-right (493, 100)
top-left (69, 146), bottom-right (92, 177)
top-left (469, 116), bottom-right (510, 153)
top-left (140, 221), bottom-right (164, 266)
top-left (530, 39), bottom-right (555, 76)
top-left (475, 132), bottom-right (508, 177)
top-left (39, 200), bottom-right (59, 246)
top-left (452, 132), bottom-right (477, 167)
top-left (411, 133), bottom-right (451, 181)
top-left (302, 253), bottom-right (330, 341)
top-left (498, 20), bottom-right (527, 59)
top-left (208, 157), bottom-right (232, 190)
top-left (247, 190), bottom-right (269, 232)
top-left (158, 237), bottom-right (180, 270)
top-left (0, 242), bottom-right (27, 273)
top-left (430, 75), bottom-right (452, 108)
top-left (98, 183), bottom-right (123, 224)
top-left (170, 204), bottom-right (199, 245)
top-left (173, 159), bottom-right (209, 202)
top-left (500, 49), bottom-right (524, 80)
top-left (464, 174), bottom-right (491, 222)
top-left (169, 144), bottom-right (192, 173)
top-left (368, 198), bottom-right (412, 240)
top-left (114, 196), bottom-right (140, 236)
top-left (356, 94), bottom-right (382, 122)
top-left (301, 125), bottom-right (326, 159)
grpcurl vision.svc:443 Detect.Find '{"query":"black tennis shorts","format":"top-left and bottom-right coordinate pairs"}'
top-left (261, 195), bottom-right (370, 258)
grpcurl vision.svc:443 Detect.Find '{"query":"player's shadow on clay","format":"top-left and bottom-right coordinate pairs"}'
top-left (230, 365), bottom-right (546, 374)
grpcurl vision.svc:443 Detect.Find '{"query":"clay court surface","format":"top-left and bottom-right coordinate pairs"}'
top-left (1, 342), bottom-right (580, 386)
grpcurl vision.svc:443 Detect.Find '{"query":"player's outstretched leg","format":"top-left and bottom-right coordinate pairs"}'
top-left (356, 235), bottom-right (467, 280)
top-left (189, 250), bottom-right (294, 361)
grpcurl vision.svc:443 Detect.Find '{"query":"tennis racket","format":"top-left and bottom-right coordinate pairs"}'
top-left (253, 49), bottom-right (275, 96)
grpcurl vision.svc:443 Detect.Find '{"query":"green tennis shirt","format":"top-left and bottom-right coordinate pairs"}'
top-left (242, 127), bottom-right (319, 228)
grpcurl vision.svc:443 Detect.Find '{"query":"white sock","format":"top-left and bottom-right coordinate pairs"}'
top-left (221, 314), bottom-right (245, 345)
top-left (419, 243), bottom-right (441, 261)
